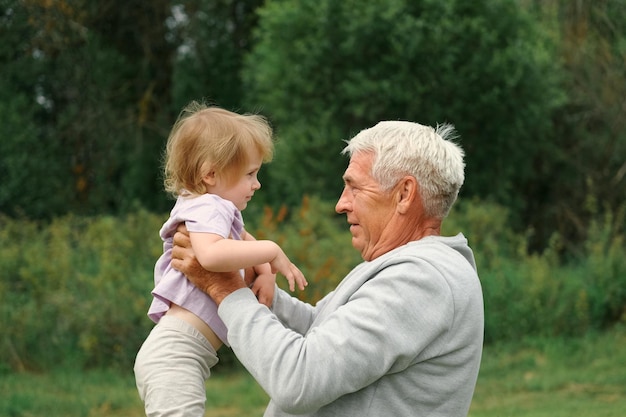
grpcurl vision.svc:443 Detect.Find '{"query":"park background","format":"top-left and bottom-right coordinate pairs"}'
top-left (1, 0), bottom-right (625, 416)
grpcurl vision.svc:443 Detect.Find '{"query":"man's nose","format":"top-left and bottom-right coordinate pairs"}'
top-left (335, 189), bottom-right (349, 213)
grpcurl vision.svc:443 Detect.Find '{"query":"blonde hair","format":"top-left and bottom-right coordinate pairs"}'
top-left (342, 121), bottom-right (465, 219)
top-left (163, 101), bottom-right (274, 197)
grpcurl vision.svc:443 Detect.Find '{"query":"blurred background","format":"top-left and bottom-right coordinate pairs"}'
top-left (1, 0), bottom-right (625, 415)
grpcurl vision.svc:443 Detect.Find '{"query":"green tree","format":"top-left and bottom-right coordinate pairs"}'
top-left (0, 1), bottom-right (73, 217)
top-left (243, 0), bottom-right (563, 228)
top-left (0, 0), bottom-right (267, 219)
top-left (0, 0), bottom-right (174, 217)
top-left (171, 0), bottom-right (265, 112)
top-left (84, 0), bottom-right (176, 214)
top-left (540, 0), bottom-right (626, 250)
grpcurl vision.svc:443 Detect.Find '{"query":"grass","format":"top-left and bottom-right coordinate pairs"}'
top-left (470, 326), bottom-right (626, 417)
top-left (0, 368), bottom-right (142, 417)
top-left (2, 327), bottom-right (625, 417)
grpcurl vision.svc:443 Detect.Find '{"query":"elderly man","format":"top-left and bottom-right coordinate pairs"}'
top-left (172, 120), bottom-right (484, 416)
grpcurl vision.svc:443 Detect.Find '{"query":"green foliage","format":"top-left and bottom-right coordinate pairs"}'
top-left (0, 4), bottom-right (71, 218)
top-left (243, 0), bottom-right (563, 213)
top-left (0, 1), bottom-right (174, 218)
top-left (581, 204), bottom-right (626, 327)
top-left (0, 197), bottom-right (357, 373)
top-left (444, 199), bottom-right (626, 343)
top-left (1, 0), bottom-right (623, 269)
top-left (0, 210), bottom-right (165, 371)
top-left (541, 0), bottom-right (626, 251)
top-left (171, 0), bottom-right (265, 112)
top-left (2, 198), bottom-right (625, 372)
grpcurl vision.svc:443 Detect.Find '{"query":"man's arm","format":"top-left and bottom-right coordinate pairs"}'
top-left (171, 226), bottom-right (246, 305)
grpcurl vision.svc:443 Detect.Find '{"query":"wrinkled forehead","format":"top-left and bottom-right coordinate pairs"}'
top-left (343, 151), bottom-right (375, 181)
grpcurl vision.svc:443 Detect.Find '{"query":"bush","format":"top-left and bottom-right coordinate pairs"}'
top-left (0, 210), bottom-right (164, 372)
top-left (1, 198), bottom-right (624, 372)
top-left (444, 199), bottom-right (626, 344)
top-left (0, 197), bottom-right (357, 372)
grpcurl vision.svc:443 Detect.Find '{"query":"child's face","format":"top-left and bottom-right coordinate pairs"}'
top-left (204, 150), bottom-right (263, 211)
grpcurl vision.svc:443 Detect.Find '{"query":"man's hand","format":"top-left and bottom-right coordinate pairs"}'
top-left (171, 224), bottom-right (245, 305)
top-left (250, 273), bottom-right (276, 307)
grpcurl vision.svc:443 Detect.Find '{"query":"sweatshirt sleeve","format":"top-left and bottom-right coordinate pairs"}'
top-left (268, 286), bottom-right (317, 335)
top-left (218, 259), bottom-right (454, 415)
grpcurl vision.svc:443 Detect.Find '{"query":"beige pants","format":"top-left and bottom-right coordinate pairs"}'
top-left (134, 315), bottom-right (219, 417)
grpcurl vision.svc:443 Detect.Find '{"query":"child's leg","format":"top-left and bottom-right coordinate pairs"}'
top-left (134, 315), bottom-right (219, 417)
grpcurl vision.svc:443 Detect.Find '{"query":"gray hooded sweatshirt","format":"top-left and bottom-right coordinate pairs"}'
top-left (219, 233), bottom-right (484, 416)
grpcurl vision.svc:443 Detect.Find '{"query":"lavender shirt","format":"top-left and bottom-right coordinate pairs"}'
top-left (148, 193), bottom-right (244, 345)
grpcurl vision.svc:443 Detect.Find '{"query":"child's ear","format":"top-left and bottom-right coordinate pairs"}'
top-left (202, 170), bottom-right (217, 186)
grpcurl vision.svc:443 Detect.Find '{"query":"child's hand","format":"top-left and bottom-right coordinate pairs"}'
top-left (269, 250), bottom-right (308, 292)
top-left (250, 273), bottom-right (276, 307)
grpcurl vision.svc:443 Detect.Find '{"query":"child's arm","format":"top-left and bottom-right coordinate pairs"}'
top-left (189, 231), bottom-right (307, 292)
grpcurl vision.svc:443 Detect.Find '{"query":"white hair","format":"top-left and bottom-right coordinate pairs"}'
top-left (341, 120), bottom-right (465, 218)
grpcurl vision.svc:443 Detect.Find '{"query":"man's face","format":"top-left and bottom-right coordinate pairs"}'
top-left (335, 152), bottom-right (397, 261)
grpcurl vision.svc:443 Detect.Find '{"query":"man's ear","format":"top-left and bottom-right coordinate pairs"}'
top-left (396, 176), bottom-right (418, 214)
